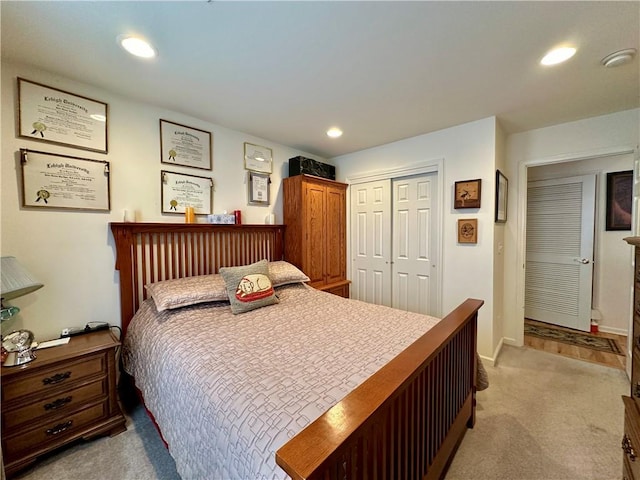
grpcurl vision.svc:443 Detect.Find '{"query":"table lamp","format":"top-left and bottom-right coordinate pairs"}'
top-left (1, 256), bottom-right (44, 366)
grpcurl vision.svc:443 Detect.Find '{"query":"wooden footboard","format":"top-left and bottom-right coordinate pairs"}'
top-left (276, 298), bottom-right (483, 480)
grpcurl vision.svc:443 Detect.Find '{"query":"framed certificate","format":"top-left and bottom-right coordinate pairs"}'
top-left (161, 170), bottom-right (213, 214)
top-left (18, 78), bottom-right (108, 153)
top-left (20, 149), bottom-right (110, 211)
top-left (244, 142), bottom-right (273, 174)
top-left (160, 119), bottom-right (212, 170)
top-left (247, 172), bottom-right (270, 205)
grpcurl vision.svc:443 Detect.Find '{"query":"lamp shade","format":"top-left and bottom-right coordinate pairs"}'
top-left (1, 257), bottom-right (43, 300)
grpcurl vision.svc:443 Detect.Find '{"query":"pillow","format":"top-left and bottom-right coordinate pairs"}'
top-left (268, 261), bottom-right (310, 287)
top-left (219, 259), bottom-right (279, 314)
top-left (146, 274), bottom-right (227, 312)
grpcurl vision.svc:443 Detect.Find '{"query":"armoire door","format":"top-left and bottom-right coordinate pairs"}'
top-left (325, 184), bottom-right (346, 285)
top-left (303, 181), bottom-right (327, 287)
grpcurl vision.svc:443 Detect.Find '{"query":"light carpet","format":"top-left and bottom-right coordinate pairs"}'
top-left (13, 345), bottom-right (628, 480)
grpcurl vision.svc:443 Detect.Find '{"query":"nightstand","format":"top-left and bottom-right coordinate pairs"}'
top-left (1, 330), bottom-right (126, 478)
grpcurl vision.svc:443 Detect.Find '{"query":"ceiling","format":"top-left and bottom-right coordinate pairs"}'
top-left (1, 1), bottom-right (638, 159)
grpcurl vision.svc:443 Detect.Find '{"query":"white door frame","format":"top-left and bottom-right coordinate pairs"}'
top-left (346, 158), bottom-right (444, 317)
top-left (514, 145), bottom-right (637, 348)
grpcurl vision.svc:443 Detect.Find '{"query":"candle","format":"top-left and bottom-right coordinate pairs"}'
top-left (185, 206), bottom-right (195, 223)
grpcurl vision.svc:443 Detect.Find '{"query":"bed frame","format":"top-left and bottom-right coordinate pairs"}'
top-left (110, 222), bottom-right (483, 480)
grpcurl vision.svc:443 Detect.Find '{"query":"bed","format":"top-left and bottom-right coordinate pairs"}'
top-left (110, 222), bottom-right (484, 480)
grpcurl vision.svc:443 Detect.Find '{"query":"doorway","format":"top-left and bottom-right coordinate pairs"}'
top-left (517, 152), bottom-right (635, 372)
top-left (350, 171), bottom-right (440, 316)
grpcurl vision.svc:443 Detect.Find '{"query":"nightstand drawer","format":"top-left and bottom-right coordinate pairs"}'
top-left (2, 378), bottom-right (106, 431)
top-left (3, 401), bottom-right (108, 459)
top-left (2, 353), bottom-right (106, 402)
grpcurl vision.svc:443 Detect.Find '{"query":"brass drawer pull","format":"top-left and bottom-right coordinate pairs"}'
top-left (42, 371), bottom-right (72, 385)
top-left (46, 420), bottom-right (73, 436)
top-left (44, 396), bottom-right (72, 411)
top-left (623, 434), bottom-right (637, 461)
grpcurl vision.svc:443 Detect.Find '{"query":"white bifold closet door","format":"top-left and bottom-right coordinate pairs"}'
top-left (350, 173), bottom-right (438, 316)
top-left (525, 175), bottom-right (596, 331)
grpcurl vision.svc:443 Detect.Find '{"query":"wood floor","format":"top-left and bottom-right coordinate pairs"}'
top-left (524, 319), bottom-right (627, 370)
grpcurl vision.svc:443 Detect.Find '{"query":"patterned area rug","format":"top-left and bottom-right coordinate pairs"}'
top-left (524, 321), bottom-right (624, 356)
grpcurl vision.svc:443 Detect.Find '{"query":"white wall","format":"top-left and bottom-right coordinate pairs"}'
top-left (1, 60), bottom-right (328, 341)
top-left (333, 117), bottom-right (499, 360)
top-left (504, 109), bottom-right (639, 345)
top-left (528, 154), bottom-right (634, 334)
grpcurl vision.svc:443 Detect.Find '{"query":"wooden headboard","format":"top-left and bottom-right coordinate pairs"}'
top-left (110, 223), bottom-right (285, 334)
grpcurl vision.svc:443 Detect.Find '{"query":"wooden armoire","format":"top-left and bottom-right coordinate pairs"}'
top-left (283, 174), bottom-right (350, 298)
top-left (623, 236), bottom-right (640, 479)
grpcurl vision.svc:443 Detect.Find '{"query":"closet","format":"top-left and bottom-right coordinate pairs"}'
top-left (283, 175), bottom-right (349, 298)
top-left (350, 172), bottom-right (439, 316)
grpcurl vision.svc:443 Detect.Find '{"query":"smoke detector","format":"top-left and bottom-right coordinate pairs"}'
top-left (601, 49), bottom-right (636, 68)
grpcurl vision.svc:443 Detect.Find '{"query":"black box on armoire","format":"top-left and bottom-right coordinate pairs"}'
top-left (288, 156), bottom-right (336, 181)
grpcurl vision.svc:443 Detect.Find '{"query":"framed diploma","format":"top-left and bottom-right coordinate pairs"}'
top-left (247, 171), bottom-right (270, 205)
top-left (20, 149), bottom-right (110, 211)
top-left (161, 170), bottom-right (213, 215)
top-left (18, 78), bottom-right (108, 153)
top-left (244, 142), bottom-right (273, 174)
top-left (160, 119), bottom-right (212, 170)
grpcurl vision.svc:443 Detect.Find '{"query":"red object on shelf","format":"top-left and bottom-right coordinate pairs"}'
top-left (234, 210), bottom-right (242, 224)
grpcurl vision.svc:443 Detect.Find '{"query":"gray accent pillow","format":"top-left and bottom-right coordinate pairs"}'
top-left (219, 259), bottom-right (279, 314)
top-left (146, 274), bottom-right (228, 312)
top-left (269, 261), bottom-right (310, 286)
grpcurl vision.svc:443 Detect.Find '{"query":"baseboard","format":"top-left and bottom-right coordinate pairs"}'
top-left (597, 325), bottom-right (628, 336)
top-left (479, 337), bottom-right (504, 367)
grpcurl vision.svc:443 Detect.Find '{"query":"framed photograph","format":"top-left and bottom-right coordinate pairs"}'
top-left (18, 78), bottom-right (108, 153)
top-left (160, 119), bottom-right (212, 170)
top-left (247, 171), bottom-right (270, 205)
top-left (457, 218), bottom-right (478, 244)
top-left (244, 142), bottom-right (273, 174)
top-left (454, 179), bottom-right (481, 209)
top-left (161, 170), bottom-right (213, 215)
top-left (20, 149), bottom-right (110, 211)
top-left (495, 170), bottom-right (508, 223)
top-left (606, 170), bottom-right (632, 231)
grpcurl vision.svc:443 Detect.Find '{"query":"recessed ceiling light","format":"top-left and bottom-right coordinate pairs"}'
top-left (540, 46), bottom-right (576, 66)
top-left (601, 48), bottom-right (636, 68)
top-left (118, 35), bottom-right (157, 59)
top-left (327, 127), bottom-right (343, 138)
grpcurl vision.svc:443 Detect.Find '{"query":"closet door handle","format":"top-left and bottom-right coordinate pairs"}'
top-left (575, 258), bottom-right (590, 264)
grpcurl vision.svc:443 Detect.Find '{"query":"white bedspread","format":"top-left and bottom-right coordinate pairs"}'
top-left (122, 283), bottom-right (441, 479)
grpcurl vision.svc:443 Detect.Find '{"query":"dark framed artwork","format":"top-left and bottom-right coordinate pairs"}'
top-left (454, 179), bottom-right (481, 209)
top-left (495, 170), bottom-right (508, 223)
top-left (606, 170), bottom-right (632, 231)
